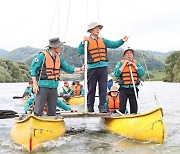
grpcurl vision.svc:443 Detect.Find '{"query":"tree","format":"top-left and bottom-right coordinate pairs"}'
top-left (0, 58), bottom-right (31, 83)
top-left (164, 51), bottom-right (180, 82)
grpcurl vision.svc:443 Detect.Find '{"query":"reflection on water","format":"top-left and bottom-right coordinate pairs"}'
top-left (0, 81), bottom-right (180, 153)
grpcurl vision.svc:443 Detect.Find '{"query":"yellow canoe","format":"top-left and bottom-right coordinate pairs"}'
top-left (10, 114), bottom-right (66, 152)
top-left (66, 96), bottom-right (84, 105)
top-left (103, 108), bottom-right (165, 143)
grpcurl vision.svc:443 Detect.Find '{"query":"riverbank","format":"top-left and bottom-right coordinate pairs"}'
top-left (144, 71), bottom-right (166, 81)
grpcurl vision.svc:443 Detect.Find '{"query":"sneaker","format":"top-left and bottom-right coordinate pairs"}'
top-left (88, 107), bottom-right (94, 112)
top-left (99, 108), bottom-right (107, 113)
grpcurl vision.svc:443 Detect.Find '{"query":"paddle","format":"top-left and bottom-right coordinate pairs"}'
top-left (58, 95), bottom-right (99, 98)
top-left (84, 40), bottom-right (88, 112)
top-left (0, 110), bottom-right (18, 119)
top-left (129, 66), bottom-right (138, 102)
top-left (13, 96), bottom-right (23, 99)
top-left (115, 109), bottom-right (125, 116)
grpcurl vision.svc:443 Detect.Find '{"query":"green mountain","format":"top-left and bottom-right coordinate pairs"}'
top-left (0, 45), bottom-right (178, 82)
top-left (3, 46), bottom-right (40, 62)
top-left (144, 50), bottom-right (173, 56)
top-left (0, 46), bottom-right (170, 72)
top-left (143, 50), bottom-right (174, 63)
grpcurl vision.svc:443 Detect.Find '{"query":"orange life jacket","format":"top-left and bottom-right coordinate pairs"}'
top-left (72, 85), bottom-right (81, 96)
top-left (107, 94), bottom-right (120, 112)
top-left (120, 60), bottom-right (139, 85)
top-left (87, 37), bottom-right (107, 64)
top-left (39, 50), bottom-right (60, 80)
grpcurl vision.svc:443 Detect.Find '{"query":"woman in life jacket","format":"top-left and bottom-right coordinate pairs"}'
top-left (104, 85), bottom-right (120, 113)
top-left (114, 48), bottom-right (145, 114)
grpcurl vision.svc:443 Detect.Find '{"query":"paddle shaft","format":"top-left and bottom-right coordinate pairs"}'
top-left (129, 66), bottom-right (138, 102)
top-left (13, 96), bottom-right (23, 99)
top-left (115, 109), bottom-right (125, 116)
top-left (84, 41), bottom-right (88, 112)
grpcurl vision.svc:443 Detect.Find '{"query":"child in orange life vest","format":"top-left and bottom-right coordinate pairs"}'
top-left (104, 85), bottom-right (120, 113)
top-left (71, 80), bottom-right (84, 96)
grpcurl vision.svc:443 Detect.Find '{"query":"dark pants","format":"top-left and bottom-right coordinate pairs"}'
top-left (119, 87), bottom-right (139, 114)
top-left (34, 87), bottom-right (58, 116)
top-left (87, 67), bottom-right (107, 109)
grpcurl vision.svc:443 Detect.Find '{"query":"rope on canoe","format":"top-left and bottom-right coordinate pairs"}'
top-left (112, 118), bottom-right (164, 144)
top-left (63, 118), bottom-right (163, 147)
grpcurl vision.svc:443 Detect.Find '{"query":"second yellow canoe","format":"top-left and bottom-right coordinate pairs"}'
top-left (103, 108), bottom-right (165, 144)
top-left (66, 96), bottom-right (84, 105)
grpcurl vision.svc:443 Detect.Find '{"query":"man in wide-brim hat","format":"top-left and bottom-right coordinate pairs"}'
top-left (30, 37), bottom-right (85, 116)
top-left (77, 21), bottom-right (129, 113)
top-left (46, 37), bottom-right (63, 48)
top-left (87, 22), bottom-right (103, 32)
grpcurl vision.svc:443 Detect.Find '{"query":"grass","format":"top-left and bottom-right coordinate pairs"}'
top-left (144, 71), bottom-right (166, 81)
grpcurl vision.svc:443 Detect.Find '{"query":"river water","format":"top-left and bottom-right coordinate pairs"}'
top-left (0, 81), bottom-right (180, 154)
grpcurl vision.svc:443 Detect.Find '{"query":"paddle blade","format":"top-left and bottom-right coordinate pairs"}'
top-left (0, 110), bottom-right (18, 119)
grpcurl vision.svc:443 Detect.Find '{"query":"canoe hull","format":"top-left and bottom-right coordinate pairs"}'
top-left (10, 114), bottom-right (66, 151)
top-left (66, 96), bottom-right (84, 105)
top-left (104, 108), bottom-right (165, 143)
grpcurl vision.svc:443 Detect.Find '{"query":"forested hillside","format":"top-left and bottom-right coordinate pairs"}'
top-left (0, 46), bottom-right (166, 71)
top-left (0, 46), bottom-right (177, 82)
top-left (0, 58), bottom-right (31, 82)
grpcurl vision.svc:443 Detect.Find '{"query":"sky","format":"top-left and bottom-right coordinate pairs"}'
top-left (0, 0), bottom-right (180, 52)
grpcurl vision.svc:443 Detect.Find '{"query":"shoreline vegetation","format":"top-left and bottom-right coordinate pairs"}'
top-left (0, 47), bottom-right (179, 83)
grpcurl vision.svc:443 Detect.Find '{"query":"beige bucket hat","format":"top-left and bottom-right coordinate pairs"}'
top-left (46, 37), bottom-right (63, 48)
top-left (87, 22), bottom-right (103, 32)
top-left (109, 86), bottom-right (119, 92)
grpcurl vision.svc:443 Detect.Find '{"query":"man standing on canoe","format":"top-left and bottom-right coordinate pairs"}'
top-left (30, 37), bottom-right (84, 116)
top-left (77, 22), bottom-right (129, 113)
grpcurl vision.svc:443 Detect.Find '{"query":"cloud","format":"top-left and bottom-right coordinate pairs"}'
top-left (0, 0), bottom-right (180, 52)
